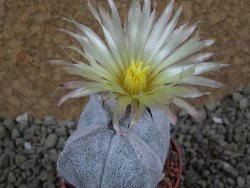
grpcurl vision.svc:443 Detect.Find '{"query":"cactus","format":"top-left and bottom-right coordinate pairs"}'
top-left (53, 0), bottom-right (226, 186)
top-left (57, 95), bottom-right (171, 188)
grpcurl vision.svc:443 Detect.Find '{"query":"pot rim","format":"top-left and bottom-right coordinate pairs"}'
top-left (170, 137), bottom-right (183, 188)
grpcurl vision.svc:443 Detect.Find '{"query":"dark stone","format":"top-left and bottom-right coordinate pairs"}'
top-left (239, 98), bottom-right (248, 109)
top-left (223, 162), bottom-right (239, 178)
top-left (23, 127), bottom-right (35, 140)
top-left (184, 171), bottom-right (199, 186)
top-left (233, 92), bottom-right (242, 102)
top-left (44, 116), bottom-right (56, 126)
top-left (236, 163), bottom-right (247, 178)
top-left (237, 176), bottom-right (245, 187)
top-left (20, 159), bottom-right (36, 170)
top-left (3, 118), bottom-right (15, 131)
top-left (196, 180), bottom-right (206, 188)
top-left (0, 126), bottom-right (6, 139)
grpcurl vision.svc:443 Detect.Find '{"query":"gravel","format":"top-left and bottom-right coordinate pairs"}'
top-left (0, 115), bottom-right (77, 187)
top-left (172, 84), bottom-right (250, 188)
top-left (0, 85), bottom-right (249, 187)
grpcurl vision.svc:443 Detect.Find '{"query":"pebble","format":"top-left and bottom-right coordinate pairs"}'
top-left (55, 126), bottom-right (67, 137)
top-left (184, 171), bottom-right (199, 186)
top-left (233, 92), bottom-right (242, 102)
top-left (244, 112), bottom-right (250, 119)
top-left (57, 137), bottom-right (65, 149)
top-left (19, 122), bottom-right (29, 133)
top-left (16, 114), bottom-right (29, 125)
top-left (239, 98), bottom-right (248, 109)
top-left (8, 171), bottom-right (16, 184)
top-left (15, 155), bottom-right (26, 167)
top-left (20, 159), bottom-right (35, 170)
top-left (0, 126), bottom-right (6, 139)
top-left (48, 149), bottom-right (59, 162)
top-left (44, 116), bottom-right (56, 125)
top-left (24, 142), bottom-right (32, 150)
top-left (212, 116), bottom-right (223, 124)
top-left (194, 159), bottom-right (204, 171)
top-left (223, 162), bottom-right (239, 178)
top-left (237, 176), bottom-right (245, 187)
top-left (0, 152), bottom-right (10, 169)
top-left (39, 170), bottom-right (48, 181)
top-left (23, 127), bottom-right (35, 140)
top-left (196, 180), bottom-right (206, 188)
top-left (45, 134), bottom-right (58, 148)
top-left (205, 102), bottom-right (217, 111)
top-left (65, 121), bottom-right (76, 129)
top-left (34, 118), bottom-right (42, 125)
top-left (11, 128), bottom-right (20, 139)
top-left (3, 118), bottom-right (15, 131)
top-left (237, 163), bottom-right (248, 178)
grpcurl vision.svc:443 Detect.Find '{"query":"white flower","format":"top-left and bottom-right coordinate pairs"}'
top-left (50, 0), bottom-right (226, 134)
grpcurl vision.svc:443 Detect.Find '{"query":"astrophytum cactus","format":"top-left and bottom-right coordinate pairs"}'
top-left (53, 0), bottom-right (227, 187)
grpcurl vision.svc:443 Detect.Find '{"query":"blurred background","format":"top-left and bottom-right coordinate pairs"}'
top-left (0, 0), bottom-right (249, 120)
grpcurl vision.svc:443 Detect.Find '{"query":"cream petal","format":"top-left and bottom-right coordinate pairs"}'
top-left (88, 2), bottom-right (129, 71)
top-left (62, 81), bottom-right (88, 89)
top-left (98, 5), bottom-right (114, 35)
top-left (136, 92), bottom-right (171, 109)
top-left (133, 0), bottom-right (155, 60)
top-left (58, 49), bottom-right (116, 84)
top-left (61, 61), bottom-right (118, 86)
top-left (163, 106), bottom-right (177, 125)
top-left (60, 45), bottom-right (118, 82)
top-left (154, 85), bottom-right (210, 98)
top-left (193, 63), bottom-right (228, 75)
top-left (174, 52), bottom-right (213, 66)
top-left (127, 0), bottom-right (142, 60)
top-left (180, 76), bottom-right (224, 88)
top-left (107, 0), bottom-right (124, 41)
top-left (143, 1), bottom-right (178, 64)
top-left (151, 23), bottom-right (198, 66)
top-left (58, 28), bottom-right (118, 77)
top-left (99, 6), bottom-right (129, 66)
top-left (58, 87), bottom-right (107, 106)
top-left (102, 26), bottom-right (125, 71)
top-left (107, 0), bottom-right (130, 65)
top-left (67, 19), bottom-right (121, 76)
top-left (165, 62), bottom-right (227, 76)
top-left (57, 28), bottom-right (87, 46)
top-left (172, 98), bottom-right (203, 121)
top-left (87, 0), bottom-right (101, 23)
top-left (151, 34), bottom-right (215, 78)
top-left (150, 64), bottom-right (196, 87)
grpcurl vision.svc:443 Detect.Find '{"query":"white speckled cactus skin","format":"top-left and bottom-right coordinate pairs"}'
top-left (57, 95), bottom-right (171, 188)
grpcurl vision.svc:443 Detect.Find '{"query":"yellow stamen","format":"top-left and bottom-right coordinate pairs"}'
top-left (123, 60), bottom-right (150, 96)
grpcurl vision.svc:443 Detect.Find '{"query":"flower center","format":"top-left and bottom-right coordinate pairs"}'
top-left (123, 60), bottom-right (150, 96)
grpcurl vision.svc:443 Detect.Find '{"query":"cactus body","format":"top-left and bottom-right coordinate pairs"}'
top-left (57, 95), bottom-right (171, 188)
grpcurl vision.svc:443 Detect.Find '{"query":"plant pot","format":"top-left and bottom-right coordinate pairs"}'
top-left (60, 137), bottom-right (182, 188)
top-left (156, 137), bottom-right (182, 188)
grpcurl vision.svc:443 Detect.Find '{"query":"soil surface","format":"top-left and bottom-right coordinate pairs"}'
top-left (1, 0), bottom-right (249, 120)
